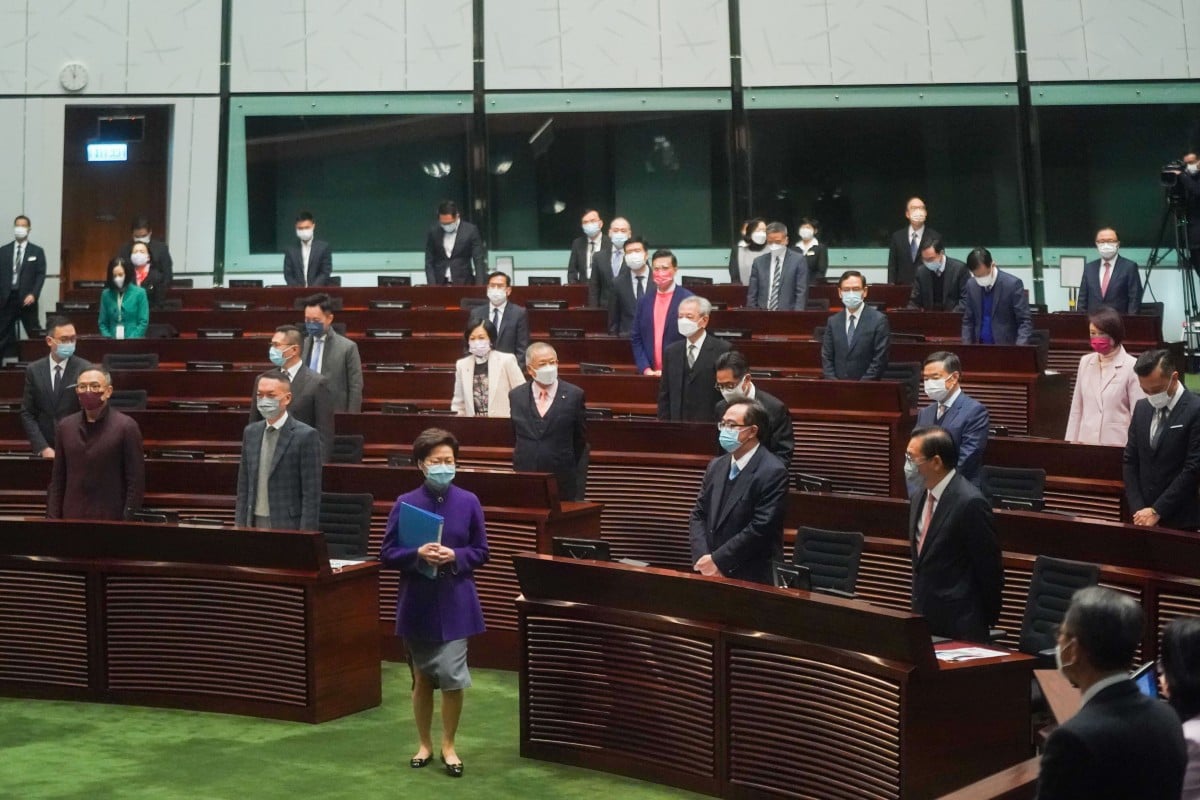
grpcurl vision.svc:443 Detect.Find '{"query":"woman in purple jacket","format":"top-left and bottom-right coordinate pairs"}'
top-left (380, 428), bottom-right (490, 779)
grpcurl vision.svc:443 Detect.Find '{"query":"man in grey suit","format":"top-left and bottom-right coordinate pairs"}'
top-left (746, 222), bottom-right (808, 310)
top-left (301, 293), bottom-right (363, 412)
top-left (821, 270), bottom-right (890, 380)
top-left (20, 316), bottom-right (90, 458)
top-left (907, 239), bottom-right (968, 312)
top-left (236, 371), bottom-right (323, 531)
top-left (283, 211), bottom-right (334, 288)
top-left (468, 271), bottom-right (530, 369)
top-left (587, 216), bottom-right (631, 308)
top-left (250, 325), bottom-right (335, 461)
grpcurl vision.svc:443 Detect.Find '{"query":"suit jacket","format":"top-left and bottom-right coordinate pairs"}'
top-left (47, 405), bottom-right (144, 521)
top-left (1035, 680), bottom-right (1186, 800)
top-left (1066, 347), bottom-right (1143, 445)
top-left (915, 392), bottom-right (989, 485)
top-left (607, 265), bottom-right (649, 336)
top-left (588, 245), bottom-right (625, 308)
top-left (746, 249), bottom-right (808, 310)
top-left (249, 365), bottom-right (336, 461)
top-left (133, 266), bottom-right (166, 309)
top-left (907, 257), bottom-right (968, 311)
top-left (887, 225), bottom-right (940, 285)
top-left (452, 350), bottom-right (526, 417)
top-left (568, 234), bottom-right (610, 285)
top-left (658, 333), bottom-right (732, 422)
top-left (797, 242), bottom-right (829, 285)
top-left (821, 306), bottom-right (890, 380)
top-left (116, 240), bottom-right (173, 285)
top-left (425, 221), bottom-right (485, 286)
top-left (301, 328), bottom-right (363, 413)
top-left (688, 446), bottom-right (788, 584)
top-left (1123, 389), bottom-right (1200, 530)
top-left (0, 241), bottom-right (47, 303)
top-left (715, 388), bottom-right (794, 468)
top-left (98, 285), bottom-right (150, 339)
top-left (509, 379), bottom-right (589, 501)
top-left (234, 414), bottom-right (323, 531)
top-left (1078, 255), bottom-right (1141, 315)
top-left (468, 302), bottom-right (530, 370)
top-left (20, 355), bottom-right (90, 452)
top-left (283, 239), bottom-right (333, 288)
top-left (961, 270), bottom-right (1033, 345)
top-left (631, 286), bottom-right (694, 374)
top-left (909, 472), bottom-right (1003, 641)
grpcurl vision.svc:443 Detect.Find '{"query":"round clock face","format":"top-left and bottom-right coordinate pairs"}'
top-left (59, 63), bottom-right (88, 92)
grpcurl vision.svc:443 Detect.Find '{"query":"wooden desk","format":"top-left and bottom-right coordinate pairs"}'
top-left (64, 284), bottom-right (591, 309)
top-left (0, 518), bottom-right (380, 722)
top-left (515, 554), bottom-right (1034, 799)
top-left (984, 437), bottom-right (1125, 521)
top-left (699, 282), bottom-right (912, 309)
top-left (937, 758), bottom-right (1039, 800)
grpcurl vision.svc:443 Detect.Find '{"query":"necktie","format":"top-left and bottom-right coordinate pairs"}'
top-left (847, 314), bottom-right (857, 346)
top-left (254, 426), bottom-right (279, 519)
top-left (936, 403), bottom-right (946, 420)
top-left (309, 337), bottom-right (323, 371)
top-left (536, 387), bottom-right (550, 417)
top-left (587, 239), bottom-right (596, 264)
top-left (687, 343), bottom-right (697, 368)
top-left (729, 461), bottom-right (740, 481)
top-left (612, 249), bottom-right (622, 276)
top-left (53, 364), bottom-right (61, 393)
top-left (11, 244), bottom-right (21, 287)
top-left (910, 232), bottom-right (919, 261)
top-left (492, 307), bottom-right (500, 332)
top-left (768, 256), bottom-right (782, 310)
top-left (635, 275), bottom-right (644, 300)
top-left (1151, 406), bottom-right (1170, 448)
top-left (1101, 261), bottom-right (1112, 296)
top-left (918, 491), bottom-right (936, 553)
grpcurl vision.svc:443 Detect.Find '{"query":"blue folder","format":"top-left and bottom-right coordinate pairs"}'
top-left (398, 502), bottom-right (444, 579)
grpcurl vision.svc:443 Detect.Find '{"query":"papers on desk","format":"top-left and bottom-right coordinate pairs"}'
top-left (936, 646), bottom-right (1010, 662)
top-left (330, 558), bottom-right (369, 570)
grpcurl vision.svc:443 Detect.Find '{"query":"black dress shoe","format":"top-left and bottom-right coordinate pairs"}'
top-left (410, 754), bottom-right (433, 768)
top-left (441, 753), bottom-right (464, 778)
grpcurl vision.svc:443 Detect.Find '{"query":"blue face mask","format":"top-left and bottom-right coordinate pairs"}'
top-left (304, 321), bottom-right (325, 338)
top-left (425, 464), bottom-right (456, 490)
top-left (841, 291), bottom-right (863, 310)
top-left (55, 342), bottom-right (75, 360)
top-left (718, 427), bottom-right (743, 453)
top-left (268, 346), bottom-right (287, 367)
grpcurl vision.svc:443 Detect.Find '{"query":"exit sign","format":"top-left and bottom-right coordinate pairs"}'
top-left (86, 143), bottom-right (127, 162)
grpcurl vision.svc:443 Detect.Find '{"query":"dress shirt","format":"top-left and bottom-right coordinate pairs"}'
top-left (908, 225), bottom-right (925, 244)
top-left (730, 443), bottom-right (760, 476)
top-left (1151, 381), bottom-right (1186, 441)
top-left (845, 308), bottom-right (861, 337)
top-left (926, 468), bottom-right (957, 504)
top-left (443, 228), bottom-right (457, 258)
top-left (264, 411), bottom-right (289, 431)
top-left (1079, 672), bottom-right (1131, 707)
top-left (284, 362), bottom-right (300, 382)
top-left (939, 387), bottom-right (962, 416)
top-left (490, 301), bottom-right (507, 331)
top-left (301, 241), bottom-right (311, 275)
top-left (686, 331), bottom-right (707, 367)
top-left (629, 268), bottom-right (648, 298)
top-left (49, 355), bottom-right (71, 385)
top-left (798, 238), bottom-right (820, 256)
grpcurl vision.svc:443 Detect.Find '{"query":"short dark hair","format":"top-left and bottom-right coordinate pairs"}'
top-left (1133, 348), bottom-right (1175, 378)
top-left (728, 399), bottom-right (767, 434)
top-left (838, 269), bottom-right (867, 289)
top-left (742, 217), bottom-right (767, 246)
top-left (413, 427), bottom-right (460, 463)
top-left (130, 216), bottom-right (151, 231)
top-left (923, 350), bottom-right (962, 376)
top-left (1162, 616), bottom-right (1200, 722)
top-left (1088, 306), bottom-right (1125, 346)
top-left (437, 200), bottom-right (460, 217)
top-left (303, 293), bottom-right (334, 314)
top-left (581, 208), bottom-right (601, 220)
top-left (910, 425), bottom-right (959, 470)
top-left (919, 238), bottom-right (946, 256)
top-left (798, 217), bottom-right (819, 232)
top-left (486, 271), bottom-right (511, 287)
top-left (1061, 586), bottom-right (1144, 673)
top-left (275, 324), bottom-right (303, 349)
top-left (13, 215), bottom-right (30, 226)
top-left (715, 350), bottom-right (749, 378)
top-left (45, 315), bottom-right (72, 336)
top-left (465, 318), bottom-right (497, 346)
top-left (256, 369), bottom-right (292, 390)
top-left (624, 235), bottom-right (647, 252)
top-left (295, 211), bottom-right (314, 223)
top-left (651, 248), bottom-right (677, 268)
top-left (966, 247), bottom-right (994, 271)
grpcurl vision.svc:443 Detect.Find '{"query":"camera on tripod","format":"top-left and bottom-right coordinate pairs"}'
top-left (1162, 160), bottom-right (1188, 208)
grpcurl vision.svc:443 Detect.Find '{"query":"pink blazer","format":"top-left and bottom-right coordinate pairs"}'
top-left (1065, 347), bottom-right (1144, 446)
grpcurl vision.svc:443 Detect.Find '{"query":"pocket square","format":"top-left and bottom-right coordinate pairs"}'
top-left (1171, 424), bottom-right (1184, 429)
top-left (27, 256), bottom-right (36, 261)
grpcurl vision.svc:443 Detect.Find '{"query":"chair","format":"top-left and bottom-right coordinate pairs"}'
top-left (331, 434), bottom-right (364, 464)
top-left (318, 492), bottom-right (373, 559)
top-left (145, 322), bottom-right (178, 339)
top-left (107, 389), bottom-right (147, 411)
top-left (980, 465), bottom-right (1046, 512)
top-left (805, 298), bottom-right (830, 311)
top-left (169, 278), bottom-right (194, 289)
top-left (793, 526), bottom-right (864, 597)
top-left (881, 361), bottom-right (920, 409)
top-left (102, 352), bottom-right (159, 371)
top-left (793, 472), bottom-right (833, 492)
top-left (327, 276), bottom-right (341, 286)
top-left (1140, 301), bottom-right (1163, 317)
top-left (1016, 555), bottom-right (1100, 665)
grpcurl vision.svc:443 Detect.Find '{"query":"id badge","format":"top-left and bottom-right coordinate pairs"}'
top-left (115, 324), bottom-right (125, 340)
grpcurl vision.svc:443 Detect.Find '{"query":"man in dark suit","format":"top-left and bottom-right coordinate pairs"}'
top-left (567, 208), bottom-right (609, 284)
top-left (0, 215), bottom-right (46, 358)
top-left (425, 200), bottom-right (486, 286)
top-left (509, 342), bottom-right (589, 501)
top-left (746, 222), bottom-right (808, 310)
top-left (961, 248), bottom-right (1033, 345)
top-left (886, 197), bottom-right (940, 285)
top-left (250, 325), bottom-right (335, 461)
top-left (1077, 227), bottom-right (1141, 315)
top-left (1123, 349), bottom-right (1200, 530)
top-left (631, 250), bottom-right (693, 375)
top-left (907, 425), bottom-right (1003, 641)
top-left (587, 216), bottom-right (631, 308)
top-left (283, 211), bottom-right (333, 287)
top-left (1182, 153), bottom-right (1200, 273)
top-left (914, 351), bottom-right (989, 486)
top-left (608, 236), bottom-right (650, 336)
top-left (116, 215), bottom-right (173, 286)
top-left (20, 316), bottom-right (90, 458)
top-left (235, 370), bottom-right (323, 531)
top-left (689, 399), bottom-right (788, 585)
top-left (713, 350), bottom-right (793, 467)
top-left (658, 296), bottom-right (731, 422)
top-left (1036, 586), bottom-right (1186, 800)
top-left (468, 271), bottom-right (530, 369)
top-left (907, 239), bottom-right (967, 311)
top-left (301, 293), bottom-right (363, 413)
top-left (821, 270), bottom-right (890, 380)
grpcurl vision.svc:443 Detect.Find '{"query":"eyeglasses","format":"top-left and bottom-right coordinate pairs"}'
top-left (51, 336), bottom-right (78, 344)
top-left (715, 379), bottom-right (747, 391)
top-left (716, 421), bottom-right (747, 431)
top-left (423, 458), bottom-right (455, 467)
top-left (904, 454), bottom-right (927, 466)
top-left (75, 382), bottom-right (106, 393)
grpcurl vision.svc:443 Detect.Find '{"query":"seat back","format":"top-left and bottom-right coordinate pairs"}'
top-left (980, 465), bottom-right (1046, 511)
top-left (1019, 555), bottom-right (1100, 656)
top-left (145, 322), bottom-right (178, 339)
top-left (108, 389), bottom-right (148, 411)
top-left (805, 298), bottom-right (830, 311)
top-left (318, 492), bottom-right (373, 559)
top-left (793, 526), bottom-right (864, 596)
top-left (102, 352), bottom-right (160, 371)
top-left (331, 434), bottom-right (365, 464)
top-left (881, 361), bottom-right (920, 409)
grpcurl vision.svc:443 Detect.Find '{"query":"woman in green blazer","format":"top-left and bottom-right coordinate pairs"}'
top-left (98, 257), bottom-right (149, 339)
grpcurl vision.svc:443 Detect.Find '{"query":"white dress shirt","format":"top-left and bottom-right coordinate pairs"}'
top-left (1150, 381), bottom-right (1186, 441)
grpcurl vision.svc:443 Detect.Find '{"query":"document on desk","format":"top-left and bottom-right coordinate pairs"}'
top-left (398, 503), bottom-right (444, 579)
top-left (936, 646), bottom-right (1010, 662)
top-left (330, 558), bottom-right (370, 570)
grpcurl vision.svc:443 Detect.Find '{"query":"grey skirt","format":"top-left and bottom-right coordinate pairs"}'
top-left (405, 637), bottom-right (472, 691)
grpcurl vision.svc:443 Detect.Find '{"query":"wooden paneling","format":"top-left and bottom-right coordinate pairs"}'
top-left (0, 569), bottom-right (89, 689)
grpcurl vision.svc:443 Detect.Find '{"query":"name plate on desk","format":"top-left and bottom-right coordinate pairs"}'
top-left (73, 280), bottom-right (106, 290)
top-left (214, 301), bottom-right (254, 311)
top-left (186, 361), bottom-right (233, 371)
top-left (149, 449), bottom-right (206, 460)
top-left (227, 279), bottom-right (263, 288)
top-left (57, 301), bottom-right (94, 312)
top-left (529, 300), bottom-right (568, 310)
top-left (169, 400), bottom-right (223, 411)
top-left (366, 329), bottom-right (413, 338)
top-left (369, 300), bottom-right (412, 310)
top-left (711, 328), bottom-right (751, 340)
top-left (370, 363), bottom-right (415, 371)
top-left (198, 328), bottom-right (243, 338)
top-left (549, 327), bottom-right (585, 339)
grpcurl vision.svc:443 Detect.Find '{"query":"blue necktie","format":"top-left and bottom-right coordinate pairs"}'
top-left (729, 462), bottom-right (740, 480)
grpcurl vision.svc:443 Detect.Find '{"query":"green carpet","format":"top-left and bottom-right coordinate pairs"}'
top-left (0, 664), bottom-right (702, 800)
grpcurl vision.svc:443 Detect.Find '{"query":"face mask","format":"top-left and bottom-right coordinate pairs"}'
top-left (924, 378), bottom-right (949, 403)
top-left (841, 291), bottom-right (863, 310)
top-left (973, 268), bottom-right (995, 289)
top-left (677, 317), bottom-right (699, 338)
top-left (441, 221), bottom-right (458, 234)
top-left (424, 464), bottom-right (456, 491)
top-left (305, 321), bottom-right (325, 338)
top-left (653, 271), bottom-right (674, 290)
top-left (268, 346), bottom-right (288, 367)
top-left (720, 382), bottom-right (748, 404)
top-left (1097, 243), bottom-right (1118, 260)
top-left (1090, 336), bottom-right (1113, 355)
top-left (910, 211), bottom-right (926, 224)
top-left (1147, 381), bottom-right (1175, 409)
top-left (256, 396), bottom-right (281, 419)
top-left (78, 391), bottom-right (106, 412)
top-left (534, 364), bottom-right (557, 385)
top-left (113, 276), bottom-right (125, 289)
top-left (799, 227), bottom-right (814, 241)
top-left (1055, 641), bottom-right (1075, 674)
top-left (582, 222), bottom-right (601, 238)
top-left (132, 236), bottom-right (151, 244)
top-left (487, 287), bottom-right (507, 306)
top-left (767, 243), bottom-right (784, 253)
top-left (55, 342), bottom-right (75, 360)
top-left (923, 259), bottom-right (942, 272)
top-left (1189, 163), bottom-right (1199, 175)
top-left (13, 226), bottom-right (28, 240)
top-left (718, 427), bottom-right (743, 453)
top-left (610, 232), bottom-right (628, 248)
top-left (903, 458), bottom-right (920, 483)
top-left (750, 231), bottom-right (767, 246)
top-left (296, 228), bottom-right (314, 242)
top-left (130, 252), bottom-right (149, 267)
top-left (624, 251), bottom-right (646, 270)
top-left (469, 339), bottom-right (491, 358)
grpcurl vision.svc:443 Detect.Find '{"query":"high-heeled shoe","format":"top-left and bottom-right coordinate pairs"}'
top-left (410, 753), bottom-right (433, 768)
top-left (440, 753), bottom-right (464, 778)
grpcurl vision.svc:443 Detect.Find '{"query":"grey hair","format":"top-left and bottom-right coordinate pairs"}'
top-left (765, 221), bottom-right (788, 237)
top-left (680, 295), bottom-right (713, 318)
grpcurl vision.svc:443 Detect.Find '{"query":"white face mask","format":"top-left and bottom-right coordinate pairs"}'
top-left (13, 226), bottom-right (28, 240)
top-left (468, 339), bottom-right (491, 358)
top-left (798, 227), bottom-right (814, 241)
top-left (720, 380), bottom-right (749, 404)
top-left (909, 210), bottom-right (926, 225)
top-left (973, 268), bottom-right (996, 289)
top-left (924, 377), bottom-right (950, 403)
top-left (750, 231), bottom-right (767, 246)
top-left (624, 251), bottom-right (646, 270)
top-left (1188, 162), bottom-right (1200, 175)
top-left (486, 287), bottom-right (507, 306)
top-left (296, 228), bottom-right (314, 243)
top-left (1146, 378), bottom-right (1176, 409)
top-left (130, 252), bottom-right (150, 267)
top-left (534, 364), bottom-right (557, 385)
top-left (1097, 243), bottom-right (1119, 260)
top-left (767, 242), bottom-right (784, 253)
top-left (113, 275), bottom-right (125, 289)
top-left (677, 317), bottom-right (700, 338)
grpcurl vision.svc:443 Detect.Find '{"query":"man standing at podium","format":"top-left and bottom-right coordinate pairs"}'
top-left (906, 425), bottom-right (1002, 641)
top-left (689, 399), bottom-right (788, 584)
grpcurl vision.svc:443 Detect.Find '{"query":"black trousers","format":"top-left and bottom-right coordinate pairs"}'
top-left (0, 292), bottom-right (39, 359)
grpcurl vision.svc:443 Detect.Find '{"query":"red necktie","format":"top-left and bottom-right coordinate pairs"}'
top-left (918, 491), bottom-right (936, 553)
top-left (536, 387), bottom-right (550, 417)
top-left (1100, 261), bottom-right (1111, 296)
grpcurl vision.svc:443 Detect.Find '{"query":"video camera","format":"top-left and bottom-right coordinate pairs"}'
top-left (1161, 160), bottom-right (1188, 208)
